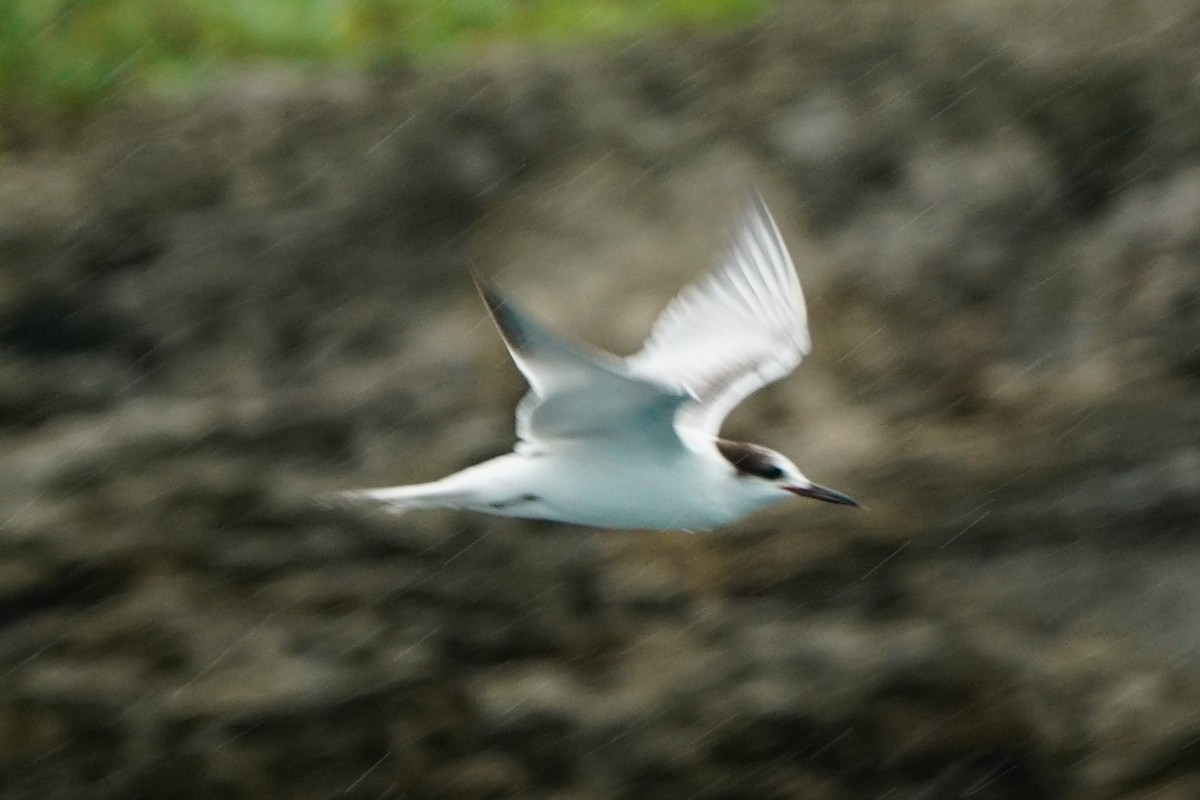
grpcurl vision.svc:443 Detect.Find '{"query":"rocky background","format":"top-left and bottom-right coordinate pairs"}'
top-left (3, 1), bottom-right (1200, 797)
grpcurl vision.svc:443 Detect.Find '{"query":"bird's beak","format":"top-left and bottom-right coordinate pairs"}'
top-left (786, 483), bottom-right (860, 507)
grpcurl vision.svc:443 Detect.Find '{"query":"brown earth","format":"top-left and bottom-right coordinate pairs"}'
top-left (2, 1), bottom-right (1200, 798)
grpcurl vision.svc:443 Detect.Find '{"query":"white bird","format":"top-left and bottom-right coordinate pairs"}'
top-left (339, 192), bottom-right (857, 530)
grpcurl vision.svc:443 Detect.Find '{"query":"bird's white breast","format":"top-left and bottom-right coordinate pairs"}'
top-left (446, 439), bottom-right (778, 530)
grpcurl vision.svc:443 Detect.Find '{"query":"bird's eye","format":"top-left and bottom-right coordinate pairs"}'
top-left (762, 465), bottom-right (784, 480)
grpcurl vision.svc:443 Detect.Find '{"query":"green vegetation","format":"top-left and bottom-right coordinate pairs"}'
top-left (1, 0), bottom-right (773, 147)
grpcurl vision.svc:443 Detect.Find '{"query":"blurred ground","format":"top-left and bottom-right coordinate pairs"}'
top-left (2, 1), bottom-right (1200, 798)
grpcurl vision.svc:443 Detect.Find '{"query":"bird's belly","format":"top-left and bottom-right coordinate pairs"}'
top-left (516, 451), bottom-right (737, 530)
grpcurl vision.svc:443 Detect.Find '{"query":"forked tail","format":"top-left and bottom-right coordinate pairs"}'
top-left (329, 482), bottom-right (472, 516)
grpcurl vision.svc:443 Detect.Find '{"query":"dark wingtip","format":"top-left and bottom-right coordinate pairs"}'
top-left (470, 270), bottom-right (502, 315)
top-left (471, 271), bottom-right (527, 348)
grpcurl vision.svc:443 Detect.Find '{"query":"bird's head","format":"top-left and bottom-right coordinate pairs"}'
top-left (715, 439), bottom-right (859, 507)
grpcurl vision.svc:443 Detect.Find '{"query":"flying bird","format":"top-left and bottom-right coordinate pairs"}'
top-left (338, 192), bottom-right (858, 530)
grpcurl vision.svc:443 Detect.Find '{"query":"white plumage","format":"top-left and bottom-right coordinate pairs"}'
top-left (337, 191), bottom-right (857, 530)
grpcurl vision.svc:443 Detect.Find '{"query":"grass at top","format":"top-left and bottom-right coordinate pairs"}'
top-left (0, 0), bottom-right (774, 148)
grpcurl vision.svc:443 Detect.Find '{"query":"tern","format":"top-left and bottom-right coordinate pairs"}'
top-left (339, 192), bottom-right (858, 530)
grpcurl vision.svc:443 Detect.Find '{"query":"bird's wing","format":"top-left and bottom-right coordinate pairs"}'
top-left (625, 192), bottom-right (810, 436)
top-left (475, 277), bottom-right (692, 451)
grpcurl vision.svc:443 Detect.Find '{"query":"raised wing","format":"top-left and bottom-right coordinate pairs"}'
top-left (474, 277), bottom-right (691, 451)
top-left (625, 192), bottom-right (810, 435)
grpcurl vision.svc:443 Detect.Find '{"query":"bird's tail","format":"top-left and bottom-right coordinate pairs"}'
top-left (327, 482), bottom-right (473, 516)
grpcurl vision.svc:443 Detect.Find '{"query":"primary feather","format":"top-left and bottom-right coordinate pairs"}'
top-left (626, 191), bottom-right (810, 435)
